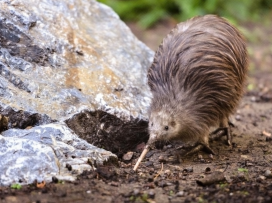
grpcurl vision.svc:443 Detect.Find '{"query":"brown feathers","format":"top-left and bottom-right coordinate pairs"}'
top-left (147, 15), bottom-right (248, 145)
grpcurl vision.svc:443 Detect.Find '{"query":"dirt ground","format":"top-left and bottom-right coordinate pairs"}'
top-left (1, 20), bottom-right (272, 203)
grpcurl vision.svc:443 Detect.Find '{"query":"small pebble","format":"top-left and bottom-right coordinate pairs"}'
top-left (259, 175), bottom-right (266, 180)
top-left (164, 169), bottom-right (171, 176)
top-left (145, 161), bottom-right (154, 167)
top-left (158, 181), bottom-right (167, 187)
top-left (122, 151), bottom-right (134, 161)
top-left (235, 115), bottom-right (241, 121)
top-left (198, 154), bottom-right (203, 159)
top-left (149, 168), bottom-right (155, 174)
top-left (133, 189), bottom-right (140, 195)
top-left (86, 190), bottom-right (91, 194)
top-left (237, 173), bottom-right (245, 179)
top-left (245, 162), bottom-right (254, 166)
top-left (176, 191), bottom-right (184, 197)
top-left (148, 190), bottom-right (155, 199)
top-left (136, 142), bottom-right (146, 152)
top-left (183, 167), bottom-right (193, 173)
top-left (250, 96), bottom-right (260, 102)
top-left (264, 170), bottom-right (272, 177)
top-left (146, 151), bottom-right (155, 158)
top-left (209, 154), bottom-right (214, 160)
top-left (166, 145), bottom-right (173, 149)
top-left (110, 182), bottom-right (119, 187)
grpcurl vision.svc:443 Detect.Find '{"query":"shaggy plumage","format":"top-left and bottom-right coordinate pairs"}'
top-left (147, 15), bottom-right (248, 149)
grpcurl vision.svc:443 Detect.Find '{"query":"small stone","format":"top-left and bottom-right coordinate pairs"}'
top-left (250, 96), bottom-right (260, 102)
top-left (86, 190), bottom-right (91, 194)
top-left (198, 154), bottom-right (203, 159)
top-left (122, 151), bottom-right (134, 161)
top-left (259, 175), bottom-right (266, 180)
top-left (110, 181), bottom-right (119, 187)
top-left (145, 161), bottom-right (154, 167)
top-left (176, 191), bottom-right (184, 197)
top-left (146, 151), bottom-right (155, 158)
top-left (133, 188), bottom-right (140, 195)
top-left (237, 173), bottom-right (244, 178)
top-left (149, 168), bottom-right (155, 174)
top-left (158, 180), bottom-right (167, 187)
top-left (148, 189), bottom-right (155, 199)
top-left (183, 167), bottom-right (193, 173)
top-left (245, 161), bottom-right (254, 166)
top-left (235, 115), bottom-right (241, 121)
top-left (166, 145), bottom-right (173, 149)
top-left (164, 169), bottom-right (171, 176)
top-left (264, 170), bottom-right (272, 177)
top-left (136, 143), bottom-right (146, 152)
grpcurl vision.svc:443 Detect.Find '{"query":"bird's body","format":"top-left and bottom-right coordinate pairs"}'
top-left (147, 15), bottom-right (248, 149)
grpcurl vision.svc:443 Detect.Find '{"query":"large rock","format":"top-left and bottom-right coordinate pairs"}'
top-left (1, 123), bottom-right (116, 186)
top-left (0, 0), bottom-right (153, 152)
top-left (0, 0), bottom-right (154, 185)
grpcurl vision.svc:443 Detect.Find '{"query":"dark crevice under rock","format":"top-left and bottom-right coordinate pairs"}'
top-left (0, 106), bottom-right (56, 129)
top-left (65, 110), bottom-right (149, 157)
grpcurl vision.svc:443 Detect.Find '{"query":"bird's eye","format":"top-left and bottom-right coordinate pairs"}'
top-left (151, 122), bottom-right (153, 127)
top-left (164, 126), bottom-right (169, 130)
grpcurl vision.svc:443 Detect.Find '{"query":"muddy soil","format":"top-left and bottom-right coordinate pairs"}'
top-left (1, 21), bottom-right (272, 203)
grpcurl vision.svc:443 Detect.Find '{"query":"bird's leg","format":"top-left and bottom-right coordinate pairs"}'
top-left (184, 142), bottom-right (215, 157)
top-left (210, 119), bottom-right (234, 146)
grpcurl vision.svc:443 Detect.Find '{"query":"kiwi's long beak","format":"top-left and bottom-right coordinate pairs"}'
top-left (133, 134), bottom-right (157, 171)
top-left (133, 144), bottom-right (150, 171)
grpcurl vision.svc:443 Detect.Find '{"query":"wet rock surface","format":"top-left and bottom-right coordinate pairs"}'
top-left (0, 0), bottom-right (153, 186)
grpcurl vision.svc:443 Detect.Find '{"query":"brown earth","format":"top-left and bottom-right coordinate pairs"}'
top-left (1, 20), bottom-right (272, 203)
